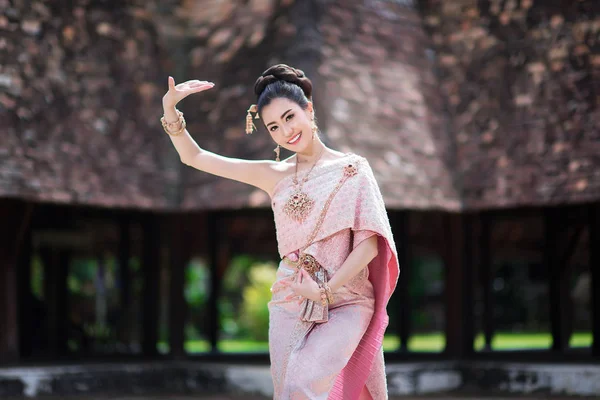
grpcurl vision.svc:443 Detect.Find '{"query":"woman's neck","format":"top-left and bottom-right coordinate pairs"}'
top-left (296, 140), bottom-right (327, 164)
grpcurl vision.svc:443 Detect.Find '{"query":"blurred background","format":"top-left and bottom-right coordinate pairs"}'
top-left (1, 0), bottom-right (599, 398)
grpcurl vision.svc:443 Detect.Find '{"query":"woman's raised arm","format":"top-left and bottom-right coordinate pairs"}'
top-left (161, 77), bottom-right (279, 194)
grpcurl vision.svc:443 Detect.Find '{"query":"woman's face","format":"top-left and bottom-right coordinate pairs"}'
top-left (261, 97), bottom-right (314, 153)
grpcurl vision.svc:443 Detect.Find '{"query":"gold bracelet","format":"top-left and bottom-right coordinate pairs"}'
top-left (318, 287), bottom-right (328, 307)
top-left (160, 109), bottom-right (186, 136)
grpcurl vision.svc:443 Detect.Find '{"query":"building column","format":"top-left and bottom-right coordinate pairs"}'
top-left (444, 213), bottom-right (475, 357)
top-left (545, 208), bottom-right (567, 352)
top-left (207, 212), bottom-right (230, 354)
top-left (168, 214), bottom-right (189, 359)
top-left (480, 213), bottom-right (494, 351)
top-left (118, 216), bottom-right (132, 347)
top-left (0, 235), bottom-right (19, 363)
top-left (141, 214), bottom-right (161, 357)
top-left (18, 227), bottom-right (33, 358)
top-left (0, 200), bottom-right (33, 363)
top-left (391, 211), bottom-right (411, 352)
top-left (40, 247), bottom-right (70, 357)
top-left (590, 204), bottom-right (600, 358)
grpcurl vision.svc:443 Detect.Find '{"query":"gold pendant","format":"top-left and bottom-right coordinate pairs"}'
top-left (283, 190), bottom-right (315, 222)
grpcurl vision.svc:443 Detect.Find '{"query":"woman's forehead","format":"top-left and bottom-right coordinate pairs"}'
top-left (262, 98), bottom-right (300, 119)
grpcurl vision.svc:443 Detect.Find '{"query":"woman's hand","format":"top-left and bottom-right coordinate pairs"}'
top-left (162, 76), bottom-right (214, 109)
top-left (282, 269), bottom-right (322, 303)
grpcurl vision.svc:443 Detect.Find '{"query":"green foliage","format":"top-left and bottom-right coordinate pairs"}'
top-left (31, 255), bottom-right (44, 299)
top-left (184, 259), bottom-right (210, 340)
top-left (239, 262), bottom-right (277, 341)
top-left (219, 255), bottom-right (253, 338)
top-left (185, 259), bottom-right (209, 307)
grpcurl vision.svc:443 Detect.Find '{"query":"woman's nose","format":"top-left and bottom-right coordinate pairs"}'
top-left (282, 124), bottom-right (294, 137)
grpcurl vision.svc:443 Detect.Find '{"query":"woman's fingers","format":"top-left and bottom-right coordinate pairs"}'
top-left (167, 78), bottom-right (213, 99)
top-left (301, 269), bottom-right (313, 282)
top-left (191, 82), bottom-right (215, 93)
top-left (174, 80), bottom-right (213, 90)
top-left (188, 80), bottom-right (212, 87)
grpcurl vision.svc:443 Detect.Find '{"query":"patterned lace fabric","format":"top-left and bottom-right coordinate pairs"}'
top-left (267, 154), bottom-right (399, 400)
top-left (268, 229), bottom-right (377, 399)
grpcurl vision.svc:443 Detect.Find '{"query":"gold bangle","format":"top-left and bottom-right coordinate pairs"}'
top-left (318, 287), bottom-right (328, 307)
top-left (160, 109), bottom-right (186, 136)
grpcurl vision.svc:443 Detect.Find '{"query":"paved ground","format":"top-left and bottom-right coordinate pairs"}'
top-left (13, 396), bottom-right (598, 399)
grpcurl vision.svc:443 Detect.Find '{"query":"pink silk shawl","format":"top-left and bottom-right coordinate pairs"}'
top-left (271, 153), bottom-right (400, 399)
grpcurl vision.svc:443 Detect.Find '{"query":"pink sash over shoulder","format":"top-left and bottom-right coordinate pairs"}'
top-left (268, 153), bottom-right (399, 400)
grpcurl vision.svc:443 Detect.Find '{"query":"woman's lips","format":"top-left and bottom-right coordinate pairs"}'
top-left (287, 132), bottom-right (302, 145)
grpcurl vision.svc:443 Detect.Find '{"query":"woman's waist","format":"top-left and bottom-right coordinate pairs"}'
top-left (272, 256), bottom-right (373, 297)
top-left (270, 282), bottom-right (373, 309)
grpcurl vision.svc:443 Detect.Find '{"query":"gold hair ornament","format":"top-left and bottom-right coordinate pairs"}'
top-left (245, 104), bottom-right (260, 134)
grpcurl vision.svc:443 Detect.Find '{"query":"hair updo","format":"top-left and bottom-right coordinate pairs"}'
top-left (253, 64), bottom-right (313, 115)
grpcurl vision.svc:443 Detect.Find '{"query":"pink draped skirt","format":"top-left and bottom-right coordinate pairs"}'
top-left (267, 229), bottom-right (388, 399)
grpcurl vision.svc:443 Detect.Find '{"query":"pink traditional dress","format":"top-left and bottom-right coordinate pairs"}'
top-left (268, 153), bottom-right (399, 400)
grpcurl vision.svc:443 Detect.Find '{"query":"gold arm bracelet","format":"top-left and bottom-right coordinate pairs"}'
top-left (160, 109), bottom-right (186, 136)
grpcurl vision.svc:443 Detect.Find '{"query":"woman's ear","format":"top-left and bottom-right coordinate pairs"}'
top-left (307, 101), bottom-right (314, 113)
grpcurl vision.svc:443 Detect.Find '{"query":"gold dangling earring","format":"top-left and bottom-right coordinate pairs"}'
top-left (312, 123), bottom-right (317, 140)
top-left (246, 104), bottom-right (259, 134)
top-left (274, 145), bottom-right (280, 162)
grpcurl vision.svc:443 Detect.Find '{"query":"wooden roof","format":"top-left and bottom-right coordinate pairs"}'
top-left (1, 0), bottom-right (598, 211)
top-left (422, 0), bottom-right (600, 209)
top-left (1, 0), bottom-right (180, 209)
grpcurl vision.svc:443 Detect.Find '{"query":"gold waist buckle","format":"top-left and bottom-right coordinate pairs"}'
top-left (283, 253), bottom-right (320, 276)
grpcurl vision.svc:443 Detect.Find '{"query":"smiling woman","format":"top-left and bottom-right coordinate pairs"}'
top-left (248, 65), bottom-right (319, 165)
top-left (159, 64), bottom-right (399, 400)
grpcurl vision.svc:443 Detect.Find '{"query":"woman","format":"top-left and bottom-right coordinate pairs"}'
top-left (161, 64), bottom-right (399, 400)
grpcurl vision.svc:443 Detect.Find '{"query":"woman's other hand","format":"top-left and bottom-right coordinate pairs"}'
top-left (162, 76), bottom-right (214, 109)
top-left (283, 269), bottom-right (322, 303)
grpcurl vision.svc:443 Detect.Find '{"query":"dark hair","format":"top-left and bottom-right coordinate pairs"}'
top-left (254, 64), bottom-right (313, 115)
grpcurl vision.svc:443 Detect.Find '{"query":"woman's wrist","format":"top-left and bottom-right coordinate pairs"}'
top-left (327, 280), bottom-right (339, 293)
top-left (310, 286), bottom-right (322, 303)
top-left (309, 284), bottom-right (333, 305)
top-left (162, 101), bottom-right (182, 128)
top-left (162, 101), bottom-right (177, 114)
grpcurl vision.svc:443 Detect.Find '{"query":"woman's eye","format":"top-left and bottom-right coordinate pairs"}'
top-left (270, 126), bottom-right (278, 132)
top-left (286, 114), bottom-right (294, 121)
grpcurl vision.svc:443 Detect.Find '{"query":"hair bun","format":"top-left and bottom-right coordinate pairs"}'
top-left (254, 64), bottom-right (313, 100)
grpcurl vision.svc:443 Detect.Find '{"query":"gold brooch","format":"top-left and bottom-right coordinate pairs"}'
top-left (343, 163), bottom-right (358, 177)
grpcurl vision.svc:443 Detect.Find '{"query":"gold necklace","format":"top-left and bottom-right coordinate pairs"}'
top-left (283, 147), bottom-right (325, 222)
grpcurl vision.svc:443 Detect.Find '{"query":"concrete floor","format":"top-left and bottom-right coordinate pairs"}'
top-left (17, 396), bottom-right (598, 399)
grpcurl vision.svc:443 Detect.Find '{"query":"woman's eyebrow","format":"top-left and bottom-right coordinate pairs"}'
top-left (267, 109), bottom-right (293, 127)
